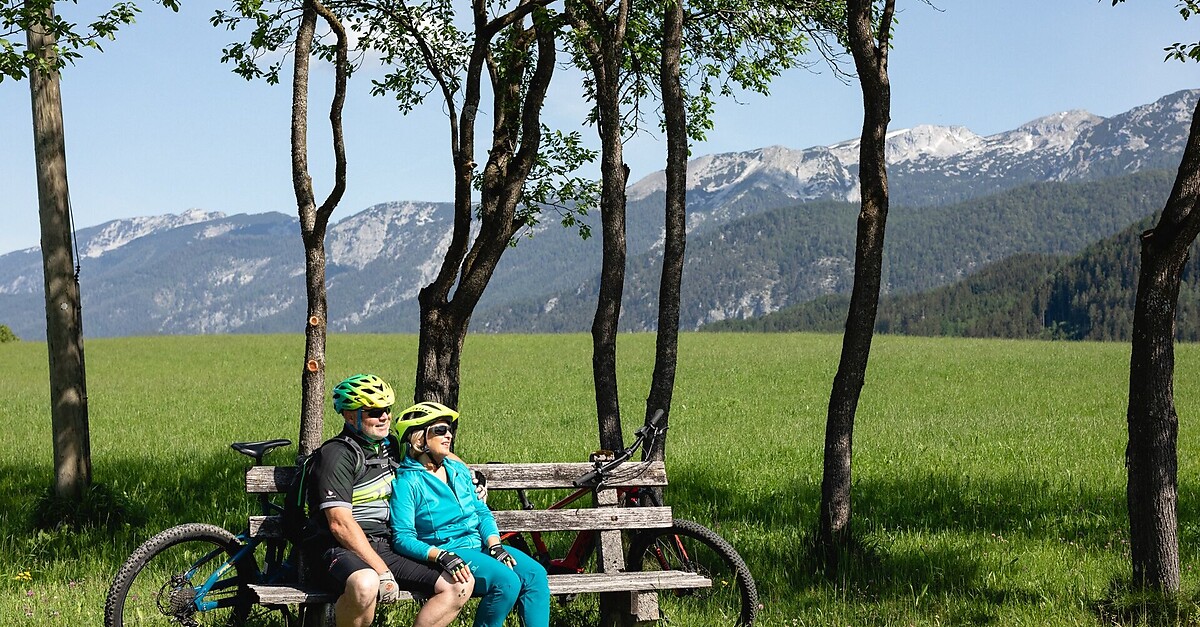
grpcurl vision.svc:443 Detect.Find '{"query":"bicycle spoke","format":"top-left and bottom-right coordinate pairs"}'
top-left (628, 520), bottom-right (759, 625)
top-left (107, 524), bottom-right (257, 627)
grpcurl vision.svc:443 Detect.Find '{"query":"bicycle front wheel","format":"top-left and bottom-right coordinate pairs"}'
top-left (626, 518), bottom-right (759, 626)
top-left (105, 523), bottom-right (256, 627)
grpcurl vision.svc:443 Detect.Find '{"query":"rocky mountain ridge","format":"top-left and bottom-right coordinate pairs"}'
top-left (0, 89), bottom-right (1195, 338)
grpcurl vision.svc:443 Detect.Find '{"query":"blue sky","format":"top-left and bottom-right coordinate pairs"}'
top-left (1, 0), bottom-right (1196, 255)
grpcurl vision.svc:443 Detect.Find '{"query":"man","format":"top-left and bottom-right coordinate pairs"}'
top-left (305, 373), bottom-right (472, 627)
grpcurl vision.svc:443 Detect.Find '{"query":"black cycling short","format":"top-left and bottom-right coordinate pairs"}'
top-left (309, 536), bottom-right (441, 596)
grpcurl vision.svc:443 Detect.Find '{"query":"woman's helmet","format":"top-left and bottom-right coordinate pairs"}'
top-left (394, 401), bottom-right (459, 441)
top-left (332, 374), bottom-right (396, 412)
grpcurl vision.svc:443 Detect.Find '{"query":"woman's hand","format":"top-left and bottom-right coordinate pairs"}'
top-left (488, 544), bottom-right (517, 569)
top-left (436, 550), bottom-right (471, 583)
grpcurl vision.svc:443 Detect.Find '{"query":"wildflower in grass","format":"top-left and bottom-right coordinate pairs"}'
top-left (13, 570), bottom-right (32, 582)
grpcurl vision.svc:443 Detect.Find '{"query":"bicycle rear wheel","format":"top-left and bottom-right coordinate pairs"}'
top-left (105, 523), bottom-right (257, 626)
top-left (626, 518), bottom-right (759, 626)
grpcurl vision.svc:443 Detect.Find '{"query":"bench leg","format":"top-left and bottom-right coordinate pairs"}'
top-left (600, 591), bottom-right (660, 627)
top-left (300, 602), bottom-right (335, 627)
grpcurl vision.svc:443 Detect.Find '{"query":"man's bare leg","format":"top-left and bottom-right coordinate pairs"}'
top-left (413, 571), bottom-right (474, 627)
top-left (336, 569), bottom-right (380, 627)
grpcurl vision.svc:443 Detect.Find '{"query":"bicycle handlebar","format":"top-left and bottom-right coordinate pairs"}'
top-left (572, 409), bottom-right (667, 487)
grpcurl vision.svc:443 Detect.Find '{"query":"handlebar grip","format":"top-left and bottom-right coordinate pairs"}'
top-left (648, 408), bottom-right (666, 428)
top-left (573, 470), bottom-right (600, 487)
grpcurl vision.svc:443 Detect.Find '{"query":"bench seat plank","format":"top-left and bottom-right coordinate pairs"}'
top-left (249, 570), bottom-right (710, 605)
top-left (545, 571), bottom-right (711, 594)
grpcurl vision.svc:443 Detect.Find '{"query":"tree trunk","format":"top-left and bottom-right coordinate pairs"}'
top-left (291, 1), bottom-right (348, 456)
top-left (644, 0), bottom-right (686, 463)
top-left (414, 303), bottom-right (466, 408)
top-left (300, 239), bottom-right (329, 455)
top-left (817, 0), bottom-right (893, 571)
top-left (28, 7), bottom-right (91, 501)
top-left (591, 155), bottom-right (628, 452)
top-left (577, 0), bottom-right (631, 452)
top-left (1125, 95), bottom-right (1200, 593)
top-left (411, 7), bottom-right (556, 410)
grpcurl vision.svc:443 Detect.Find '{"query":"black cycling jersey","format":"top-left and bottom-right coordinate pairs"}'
top-left (307, 427), bottom-right (400, 540)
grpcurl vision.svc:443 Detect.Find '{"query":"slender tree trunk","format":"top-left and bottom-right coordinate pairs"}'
top-left (1125, 96), bottom-right (1200, 593)
top-left (576, 0), bottom-right (631, 452)
top-left (300, 239), bottom-right (329, 455)
top-left (28, 7), bottom-right (91, 501)
top-left (592, 152), bottom-right (628, 452)
top-left (292, 0), bottom-right (348, 455)
top-left (644, 0), bottom-right (686, 463)
top-left (818, 0), bottom-right (893, 571)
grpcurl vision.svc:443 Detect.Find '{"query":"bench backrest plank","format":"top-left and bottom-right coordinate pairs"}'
top-left (245, 461), bottom-right (667, 494)
top-left (249, 505), bottom-right (672, 539)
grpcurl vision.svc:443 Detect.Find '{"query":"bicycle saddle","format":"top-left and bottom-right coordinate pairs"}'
top-left (230, 439), bottom-right (292, 460)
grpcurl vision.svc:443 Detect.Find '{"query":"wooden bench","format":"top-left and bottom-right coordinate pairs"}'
top-left (244, 460), bottom-right (711, 626)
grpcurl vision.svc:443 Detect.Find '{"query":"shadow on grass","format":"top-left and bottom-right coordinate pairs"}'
top-left (659, 464), bottom-right (1194, 624)
top-left (1093, 579), bottom-right (1200, 627)
top-left (0, 446), bottom-right (285, 587)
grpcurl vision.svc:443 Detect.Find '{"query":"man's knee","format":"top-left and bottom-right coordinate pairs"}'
top-left (342, 568), bottom-right (381, 604)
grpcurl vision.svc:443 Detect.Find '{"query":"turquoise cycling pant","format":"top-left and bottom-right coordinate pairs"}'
top-left (460, 545), bottom-right (550, 627)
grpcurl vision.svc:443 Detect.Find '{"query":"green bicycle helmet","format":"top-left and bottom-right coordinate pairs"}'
top-left (332, 374), bottom-right (396, 413)
top-left (394, 401), bottom-right (459, 441)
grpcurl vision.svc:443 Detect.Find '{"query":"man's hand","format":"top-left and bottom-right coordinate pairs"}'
top-left (377, 571), bottom-right (400, 603)
top-left (488, 544), bottom-right (516, 569)
top-left (472, 469), bottom-right (488, 502)
top-left (436, 550), bottom-right (471, 583)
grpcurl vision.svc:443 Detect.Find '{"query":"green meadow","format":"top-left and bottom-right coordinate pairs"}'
top-left (3, 332), bottom-right (1200, 625)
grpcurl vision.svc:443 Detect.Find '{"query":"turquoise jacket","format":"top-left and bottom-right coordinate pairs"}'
top-left (388, 454), bottom-right (501, 561)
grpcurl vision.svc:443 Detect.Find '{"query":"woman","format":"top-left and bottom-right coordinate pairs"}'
top-left (388, 401), bottom-right (550, 627)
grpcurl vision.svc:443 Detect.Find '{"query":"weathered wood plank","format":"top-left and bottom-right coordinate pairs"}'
top-left (471, 462), bottom-right (668, 489)
top-left (247, 462), bottom-right (668, 494)
top-left (250, 506), bottom-right (672, 539)
top-left (550, 571), bottom-right (711, 594)
top-left (249, 570), bottom-right (709, 605)
top-left (248, 515), bottom-right (280, 538)
top-left (246, 466), bottom-right (300, 494)
top-left (492, 507), bottom-right (672, 532)
top-left (249, 584), bottom-right (348, 605)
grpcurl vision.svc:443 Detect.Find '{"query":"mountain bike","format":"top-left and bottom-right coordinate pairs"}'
top-left (499, 410), bottom-right (760, 625)
top-left (104, 438), bottom-right (299, 627)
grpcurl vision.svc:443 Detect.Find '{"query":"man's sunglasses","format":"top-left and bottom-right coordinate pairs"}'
top-left (426, 423), bottom-right (452, 437)
top-left (363, 406), bottom-right (392, 418)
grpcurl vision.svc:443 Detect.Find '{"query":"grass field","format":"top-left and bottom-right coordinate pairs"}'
top-left (2, 332), bottom-right (1200, 625)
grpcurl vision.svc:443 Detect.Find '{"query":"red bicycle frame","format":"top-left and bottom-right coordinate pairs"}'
top-left (501, 484), bottom-right (654, 575)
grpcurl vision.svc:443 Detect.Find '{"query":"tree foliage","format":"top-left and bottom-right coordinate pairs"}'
top-left (0, 324), bottom-right (18, 343)
top-left (0, 0), bottom-right (178, 81)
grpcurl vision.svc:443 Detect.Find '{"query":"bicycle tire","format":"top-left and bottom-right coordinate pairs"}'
top-left (626, 518), bottom-right (760, 626)
top-left (104, 523), bottom-right (257, 627)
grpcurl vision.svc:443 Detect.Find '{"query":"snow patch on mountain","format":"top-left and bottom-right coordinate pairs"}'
top-left (82, 209), bottom-right (223, 258)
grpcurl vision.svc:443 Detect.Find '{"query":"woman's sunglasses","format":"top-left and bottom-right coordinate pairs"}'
top-left (426, 423), bottom-right (452, 437)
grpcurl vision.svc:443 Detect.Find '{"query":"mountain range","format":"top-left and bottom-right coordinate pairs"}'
top-left (0, 89), bottom-right (1196, 340)
top-left (706, 212), bottom-right (1200, 342)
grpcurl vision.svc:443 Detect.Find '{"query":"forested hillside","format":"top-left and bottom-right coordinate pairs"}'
top-left (708, 214), bottom-right (1200, 341)
top-left (477, 169), bottom-right (1178, 331)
